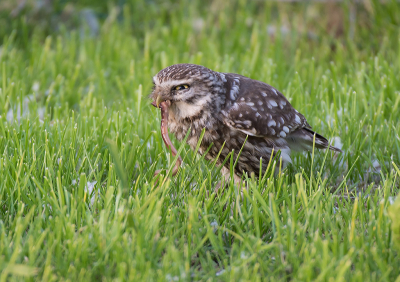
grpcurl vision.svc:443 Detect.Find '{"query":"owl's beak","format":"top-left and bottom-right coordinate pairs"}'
top-left (151, 95), bottom-right (164, 108)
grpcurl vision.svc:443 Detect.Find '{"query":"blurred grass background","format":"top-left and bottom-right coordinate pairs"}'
top-left (0, 0), bottom-right (400, 281)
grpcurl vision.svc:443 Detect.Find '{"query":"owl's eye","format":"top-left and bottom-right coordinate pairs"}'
top-left (173, 84), bottom-right (190, 91)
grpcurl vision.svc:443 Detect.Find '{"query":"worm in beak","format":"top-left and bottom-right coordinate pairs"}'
top-left (151, 95), bottom-right (164, 108)
top-left (153, 100), bottom-right (182, 179)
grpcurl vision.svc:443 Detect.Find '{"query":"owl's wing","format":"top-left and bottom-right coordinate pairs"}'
top-left (221, 80), bottom-right (308, 137)
top-left (220, 77), bottom-right (342, 152)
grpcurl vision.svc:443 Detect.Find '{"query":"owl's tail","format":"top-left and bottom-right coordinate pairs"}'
top-left (287, 128), bottom-right (342, 153)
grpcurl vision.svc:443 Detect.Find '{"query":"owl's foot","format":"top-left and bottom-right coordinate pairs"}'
top-left (214, 180), bottom-right (227, 194)
top-left (220, 166), bottom-right (243, 187)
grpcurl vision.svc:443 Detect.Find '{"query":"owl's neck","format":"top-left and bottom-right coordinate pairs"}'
top-left (168, 100), bottom-right (215, 131)
top-left (170, 101), bottom-right (204, 120)
top-left (167, 96), bottom-right (224, 142)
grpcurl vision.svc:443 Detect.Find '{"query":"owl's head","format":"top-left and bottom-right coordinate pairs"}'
top-left (151, 64), bottom-right (226, 118)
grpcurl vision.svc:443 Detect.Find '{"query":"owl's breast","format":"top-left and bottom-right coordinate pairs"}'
top-left (167, 110), bottom-right (224, 155)
top-left (167, 117), bottom-right (189, 142)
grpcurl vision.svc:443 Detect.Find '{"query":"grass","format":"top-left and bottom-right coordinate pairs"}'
top-left (0, 0), bottom-right (400, 281)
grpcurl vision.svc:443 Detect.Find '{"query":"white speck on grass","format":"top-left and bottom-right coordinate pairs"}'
top-left (333, 207), bottom-right (339, 214)
top-left (389, 196), bottom-right (394, 205)
top-left (245, 17), bottom-right (253, 27)
top-left (72, 179), bottom-right (77, 185)
top-left (367, 159), bottom-right (381, 173)
top-left (372, 159), bottom-right (381, 172)
top-left (42, 204), bottom-right (53, 212)
top-left (332, 136), bottom-right (343, 151)
top-left (6, 95), bottom-right (45, 123)
top-left (337, 107), bottom-right (346, 118)
top-left (86, 181), bottom-right (97, 193)
top-left (210, 220), bottom-right (218, 231)
top-left (325, 114), bottom-right (334, 127)
top-left (32, 82), bottom-right (40, 92)
top-left (6, 109), bottom-right (13, 122)
top-left (38, 107), bottom-right (45, 121)
top-left (166, 274), bottom-right (179, 281)
top-left (80, 9), bottom-right (100, 36)
top-left (85, 181), bottom-right (98, 206)
top-left (267, 25), bottom-right (290, 38)
top-left (216, 269), bottom-right (225, 276)
top-left (192, 18), bottom-right (204, 32)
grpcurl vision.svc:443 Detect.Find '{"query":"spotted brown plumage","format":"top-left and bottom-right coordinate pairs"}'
top-left (220, 73), bottom-right (309, 137)
top-left (151, 64), bottom-right (341, 182)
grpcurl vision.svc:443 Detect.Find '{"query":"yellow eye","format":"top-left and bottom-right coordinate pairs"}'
top-left (174, 84), bottom-right (189, 90)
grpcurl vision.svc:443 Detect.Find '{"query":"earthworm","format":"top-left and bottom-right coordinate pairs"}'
top-left (152, 100), bottom-right (182, 177)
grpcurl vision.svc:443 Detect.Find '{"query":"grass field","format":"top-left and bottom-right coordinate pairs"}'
top-left (0, 0), bottom-right (400, 281)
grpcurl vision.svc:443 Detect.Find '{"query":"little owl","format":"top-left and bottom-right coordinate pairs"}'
top-left (151, 64), bottom-right (341, 183)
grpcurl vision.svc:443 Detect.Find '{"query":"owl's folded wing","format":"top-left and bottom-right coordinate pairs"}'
top-left (220, 84), bottom-right (341, 152)
top-left (220, 83), bottom-right (308, 137)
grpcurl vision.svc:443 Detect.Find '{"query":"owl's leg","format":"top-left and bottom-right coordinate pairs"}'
top-left (215, 167), bottom-right (246, 217)
top-left (214, 166), bottom-right (243, 193)
top-left (220, 166), bottom-right (242, 185)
